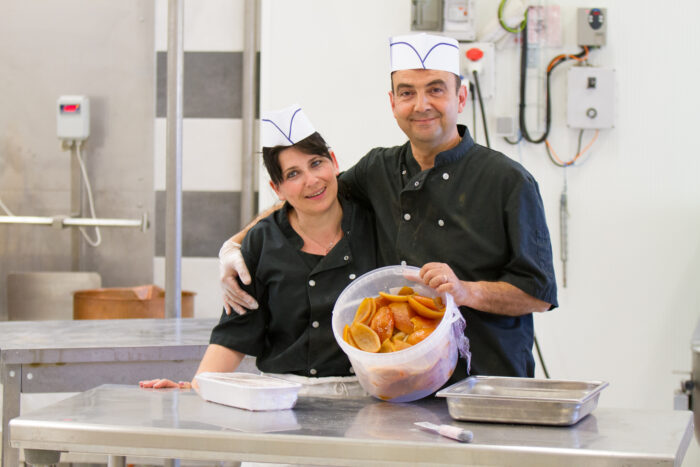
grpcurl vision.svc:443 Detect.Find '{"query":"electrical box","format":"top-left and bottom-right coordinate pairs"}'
top-left (567, 67), bottom-right (615, 129)
top-left (577, 8), bottom-right (607, 47)
top-left (411, 0), bottom-right (443, 31)
top-left (442, 0), bottom-right (476, 42)
top-left (460, 42), bottom-right (495, 99)
top-left (57, 95), bottom-right (90, 141)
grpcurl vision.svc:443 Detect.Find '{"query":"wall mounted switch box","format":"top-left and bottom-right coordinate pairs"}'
top-left (57, 95), bottom-right (90, 141)
top-left (442, 0), bottom-right (476, 42)
top-left (411, 0), bottom-right (444, 31)
top-left (567, 67), bottom-right (615, 129)
top-left (577, 8), bottom-right (607, 47)
top-left (460, 41), bottom-right (495, 99)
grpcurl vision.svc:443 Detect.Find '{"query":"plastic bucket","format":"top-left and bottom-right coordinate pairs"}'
top-left (332, 265), bottom-right (460, 402)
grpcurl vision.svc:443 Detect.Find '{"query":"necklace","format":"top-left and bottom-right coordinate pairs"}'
top-left (294, 221), bottom-right (342, 254)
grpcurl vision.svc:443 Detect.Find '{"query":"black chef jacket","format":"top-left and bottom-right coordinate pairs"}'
top-left (340, 125), bottom-right (558, 379)
top-left (210, 196), bottom-right (378, 377)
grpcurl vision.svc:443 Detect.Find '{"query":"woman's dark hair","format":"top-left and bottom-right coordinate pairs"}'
top-left (262, 132), bottom-right (331, 185)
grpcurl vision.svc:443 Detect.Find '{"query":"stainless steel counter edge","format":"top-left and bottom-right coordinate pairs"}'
top-left (10, 414), bottom-right (693, 467)
top-left (0, 345), bottom-right (209, 365)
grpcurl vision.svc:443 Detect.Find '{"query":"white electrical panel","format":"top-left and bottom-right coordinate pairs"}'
top-left (57, 95), bottom-right (90, 141)
top-left (567, 67), bottom-right (615, 129)
top-left (442, 0), bottom-right (476, 41)
top-left (460, 42), bottom-right (495, 99)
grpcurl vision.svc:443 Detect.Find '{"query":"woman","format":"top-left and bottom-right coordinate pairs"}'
top-left (140, 106), bottom-right (377, 393)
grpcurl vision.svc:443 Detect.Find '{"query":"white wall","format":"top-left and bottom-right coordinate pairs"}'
top-left (260, 1), bottom-right (700, 462)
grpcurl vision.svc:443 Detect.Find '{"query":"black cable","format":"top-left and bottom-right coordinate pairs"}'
top-left (576, 128), bottom-right (585, 155)
top-left (472, 70), bottom-right (490, 148)
top-left (518, 27), bottom-right (549, 144)
top-left (534, 334), bottom-right (550, 379)
top-left (518, 27), bottom-right (589, 145)
top-left (469, 81), bottom-right (477, 144)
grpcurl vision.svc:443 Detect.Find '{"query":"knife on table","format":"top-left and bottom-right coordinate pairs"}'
top-left (414, 421), bottom-right (474, 443)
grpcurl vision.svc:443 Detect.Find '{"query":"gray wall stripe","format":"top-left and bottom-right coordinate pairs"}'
top-left (156, 51), bottom-right (260, 118)
top-left (155, 190), bottom-right (257, 257)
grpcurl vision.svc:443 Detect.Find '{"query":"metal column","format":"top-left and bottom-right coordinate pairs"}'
top-left (165, 0), bottom-right (184, 319)
top-left (240, 0), bottom-right (258, 227)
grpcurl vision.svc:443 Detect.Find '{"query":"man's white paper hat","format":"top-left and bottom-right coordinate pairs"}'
top-left (389, 33), bottom-right (460, 76)
top-left (261, 105), bottom-right (316, 148)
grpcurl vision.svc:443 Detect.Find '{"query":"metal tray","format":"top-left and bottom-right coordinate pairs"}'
top-left (436, 376), bottom-right (608, 426)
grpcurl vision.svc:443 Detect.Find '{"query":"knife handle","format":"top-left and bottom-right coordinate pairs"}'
top-left (438, 424), bottom-right (474, 443)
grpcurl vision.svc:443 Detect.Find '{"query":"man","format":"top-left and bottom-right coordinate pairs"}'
top-left (220, 33), bottom-right (557, 380)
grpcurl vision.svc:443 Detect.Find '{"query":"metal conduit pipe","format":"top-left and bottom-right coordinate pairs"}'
top-left (165, 0), bottom-right (184, 320)
top-left (240, 0), bottom-right (258, 227)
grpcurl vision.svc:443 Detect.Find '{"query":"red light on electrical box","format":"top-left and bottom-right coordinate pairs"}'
top-left (466, 48), bottom-right (484, 62)
top-left (61, 104), bottom-right (80, 113)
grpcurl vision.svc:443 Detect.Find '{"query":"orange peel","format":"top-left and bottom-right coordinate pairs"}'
top-left (408, 296), bottom-right (445, 319)
top-left (350, 322), bottom-right (381, 353)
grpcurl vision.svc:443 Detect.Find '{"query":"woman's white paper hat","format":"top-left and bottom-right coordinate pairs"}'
top-left (261, 105), bottom-right (316, 148)
top-left (389, 33), bottom-right (460, 76)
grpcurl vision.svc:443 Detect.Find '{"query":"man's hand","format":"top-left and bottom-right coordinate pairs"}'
top-left (219, 239), bottom-right (258, 315)
top-left (418, 262), bottom-right (469, 305)
top-left (417, 262), bottom-right (551, 316)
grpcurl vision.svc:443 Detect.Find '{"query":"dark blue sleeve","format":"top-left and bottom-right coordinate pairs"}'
top-left (499, 176), bottom-right (558, 308)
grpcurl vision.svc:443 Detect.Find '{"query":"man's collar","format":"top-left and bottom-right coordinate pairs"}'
top-left (434, 125), bottom-right (474, 166)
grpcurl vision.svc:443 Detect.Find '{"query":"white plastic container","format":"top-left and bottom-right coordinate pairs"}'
top-left (195, 372), bottom-right (302, 411)
top-left (332, 265), bottom-right (462, 403)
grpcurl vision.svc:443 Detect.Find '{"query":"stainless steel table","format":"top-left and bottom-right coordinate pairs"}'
top-left (0, 318), bottom-right (219, 467)
top-left (9, 384), bottom-right (695, 466)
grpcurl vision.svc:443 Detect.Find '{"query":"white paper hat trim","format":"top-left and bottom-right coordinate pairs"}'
top-left (261, 105), bottom-right (316, 148)
top-left (390, 33), bottom-right (460, 76)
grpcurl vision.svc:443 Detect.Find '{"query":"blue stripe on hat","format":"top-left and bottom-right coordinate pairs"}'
top-left (261, 107), bottom-right (303, 146)
top-left (390, 41), bottom-right (460, 69)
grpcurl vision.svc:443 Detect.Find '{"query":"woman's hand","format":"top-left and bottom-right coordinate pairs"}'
top-left (219, 240), bottom-right (258, 315)
top-left (139, 378), bottom-right (192, 390)
top-left (418, 262), bottom-right (468, 306)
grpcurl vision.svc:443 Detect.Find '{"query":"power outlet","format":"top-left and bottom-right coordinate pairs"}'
top-left (460, 42), bottom-right (495, 99)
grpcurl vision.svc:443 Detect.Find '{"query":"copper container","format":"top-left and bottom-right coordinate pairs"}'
top-left (74, 284), bottom-right (194, 319)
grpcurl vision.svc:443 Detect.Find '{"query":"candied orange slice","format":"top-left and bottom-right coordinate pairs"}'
top-left (398, 286), bottom-right (415, 296)
top-left (353, 297), bottom-right (376, 325)
top-left (412, 294), bottom-right (445, 311)
top-left (406, 328), bottom-right (432, 345)
top-left (391, 331), bottom-right (407, 342)
top-left (408, 296), bottom-right (445, 319)
top-left (379, 339), bottom-right (395, 353)
top-left (389, 301), bottom-right (416, 334)
top-left (411, 315), bottom-right (439, 331)
top-left (393, 339), bottom-right (413, 351)
top-left (370, 306), bottom-right (395, 343)
top-left (343, 324), bottom-right (358, 348)
top-left (374, 295), bottom-right (391, 308)
top-left (378, 291), bottom-right (410, 302)
top-left (350, 322), bottom-right (381, 352)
